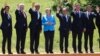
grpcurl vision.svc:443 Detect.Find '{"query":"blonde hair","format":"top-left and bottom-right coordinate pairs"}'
top-left (45, 8), bottom-right (51, 13)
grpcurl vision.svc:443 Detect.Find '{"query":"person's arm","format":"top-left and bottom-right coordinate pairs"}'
top-left (42, 16), bottom-right (48, 25)
top-left (69, 16), bottom-right (72, 30)
top-left (25, 13), bottom-right (28, 28)
top-left (51, 15), bottom-right (56, 25)
top-left (15, 10), bottom-right (20, 21)
top-left (92, 12), bottom-right (96, 18)
top-left (29, 8), bottom-right (32, 14)
top-left (39, 13), bottom-right (42, 32)
top-left (82, 12), bottom-right (86, 32)
top-left (1, 8), bottom-right (5, 16)
top-left (56, 7), bottom-right (62, 19)
top-left (42, 15), bottom-right (53, 26)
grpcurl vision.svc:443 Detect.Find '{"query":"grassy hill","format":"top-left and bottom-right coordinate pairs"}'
top-left (0, 0), bottom-right (99, 53)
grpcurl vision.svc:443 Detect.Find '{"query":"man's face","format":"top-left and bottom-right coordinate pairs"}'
top-left (20, 5), bottom-right (24, 11)
top-left (75, 5), bottom-right (80, 11)
top-left (96, 6), bottom-right (100, 11)
top-left (5, 6), bottom-right (9, 13)
top-left (87, 5), bottom-right (92, 12)
top-left (62, 8), bottom-right (68, 15)
top-left (35, 5), bottom-right (40, 11)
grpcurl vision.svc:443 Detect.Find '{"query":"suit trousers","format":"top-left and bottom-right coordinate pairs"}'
top-left (30, 29), bottom-right (40, 53)
top-left (59, 30), bottom-right (69, 53)
top-left (2, 27), bottom-right (12, 53)
top-left (84, 29), bottom-right (94, 52)
top-left (72, 30), bottom-right (82, 53)
top-left (16, 28), bottom-right (27, 53)
top-left (44, 31), bottom-right (54, 53)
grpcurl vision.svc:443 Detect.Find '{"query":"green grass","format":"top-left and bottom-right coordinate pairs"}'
top-left (0, 0), bottom-right (99, 53)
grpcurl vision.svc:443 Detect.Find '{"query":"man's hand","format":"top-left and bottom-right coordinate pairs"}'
top-left (57, 7), bottom-right (60, 13)
top-left (83, 28), bottom-right (86, 32)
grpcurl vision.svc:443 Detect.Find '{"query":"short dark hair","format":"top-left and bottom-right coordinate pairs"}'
top-left (4, 5), bottom-right (10, 10)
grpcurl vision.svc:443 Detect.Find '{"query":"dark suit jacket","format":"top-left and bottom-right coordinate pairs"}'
top-left (71, 11), bottom-right (84, 32)
top-left (29, 8), bottom-right (42, 31)
top-left (56, 13), bottom-right (71, 31)
top-left (15, 9), bottom-right (27, 29)
top-left (0, 8), bottom-right (12, 30)
top-left (94, 11), bottom-right (100, 28)
top-left (83, 12), bottom-right (95, 30)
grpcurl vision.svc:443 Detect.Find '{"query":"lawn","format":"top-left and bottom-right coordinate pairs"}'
top-left (0, 0), bottom-right (99, 53)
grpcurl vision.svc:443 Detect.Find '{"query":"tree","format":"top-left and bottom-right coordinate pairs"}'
top-left (87, 0), bottom-right (100, 6)
top-left (52, 0), bottom-right (72, 11)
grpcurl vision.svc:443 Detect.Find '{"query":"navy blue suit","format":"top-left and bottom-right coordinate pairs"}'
top-left (83, 12), bottom-right (95, 53)
top-left (71, 11), bottom-right (84, 53)
top-left (56, 13), bottom-right (71, 53)
top-left (94, 11), bottom-right (100, 29)
top-left (1, 8), bottom-right (12, 54)
top-left (29, 8), bottom-right (42, 53)
top-left (15, 9), bottom-right (27, 54)
top-left (94, 11), bottom-right (100, 48)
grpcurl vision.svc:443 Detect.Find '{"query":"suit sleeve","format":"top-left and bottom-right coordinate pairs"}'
top-left (15, 10), bottom-right (19, 21)
top-left (25, 13), bottom-right (28, 28)
top-left (69, 16), bottom-right (72, 30)
top-left (56, 13), bottom-right (62, 19)
top-left (82, 13), bottom-right (86, 28)
top-left (39, 13), bottom-right (42, 31)
top-left (1, 8), bottom-right (5, 17)
top-left (29, 8), bottom-right (32, 14)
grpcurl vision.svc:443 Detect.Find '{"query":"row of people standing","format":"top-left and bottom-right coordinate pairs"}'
top-left (0, 3), bottom-right (42, 54)
top-left (57, 4), bottom-right (92, 53)
top-left (57, 4), bottom-right (100, 54)
top-left (0, 3), bottom-right (100, 54)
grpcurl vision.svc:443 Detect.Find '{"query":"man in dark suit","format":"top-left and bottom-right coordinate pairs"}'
top-left (56, 7), bottom-right (71, 53)
top-left (15, 3), bottom-right (27, 54)
top-left (71, 4), bottom-right (84, 53)
top-left (29, 3), bottom-right (42, 54)
top-left (94, 5), bottom-right (100, 48)
top-left (0, 5), bottom-right (13, 54)
top-left (83, 5), bottom-right (95, 53)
